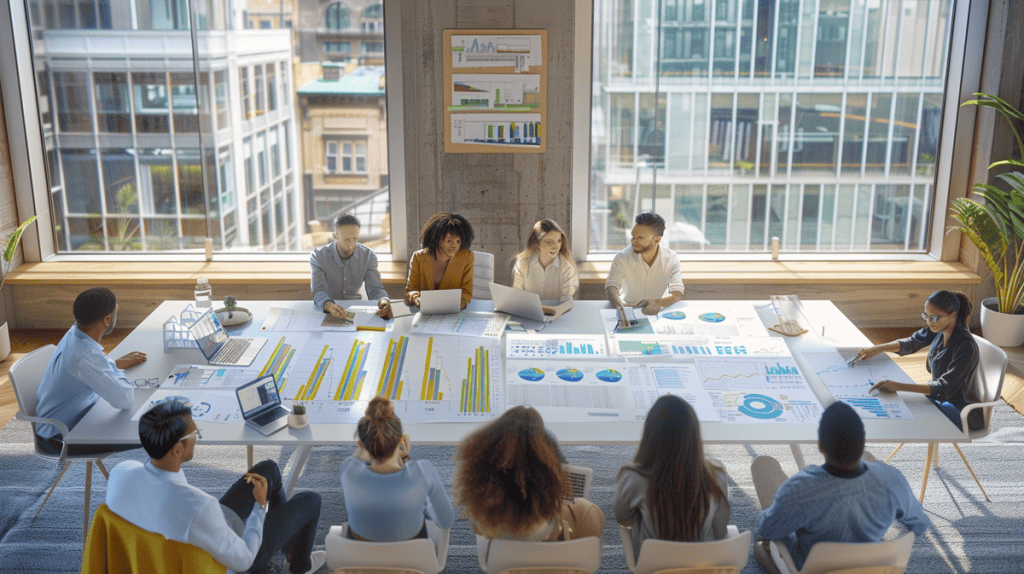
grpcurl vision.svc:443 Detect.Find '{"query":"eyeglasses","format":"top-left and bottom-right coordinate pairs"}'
top-left (133, 377), bottom-right (161, 388)
top-left (179, 428), bottom-right (202, 443)
top-left (921, 312), bottom-right (946, 324)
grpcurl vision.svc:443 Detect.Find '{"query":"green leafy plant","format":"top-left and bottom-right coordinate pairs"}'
top-left (0, 216), bottom-right (39, 294)
top-left (291, 403), bottom-right (306, 415)
top-left (949, 93), bottom-right (1024, 314)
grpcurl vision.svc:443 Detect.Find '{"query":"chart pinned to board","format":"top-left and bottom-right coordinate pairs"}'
top-left (798, 346), bottom-right (916, 420)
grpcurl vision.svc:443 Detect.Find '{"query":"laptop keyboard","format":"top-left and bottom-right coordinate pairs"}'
top-left (252, 406), bottom-right (289, 426)
top-left (214, 338), bottom-right (250, 363)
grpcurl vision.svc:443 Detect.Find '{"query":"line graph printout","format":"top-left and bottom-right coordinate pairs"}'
top-left (367, 334), bottom-right (502, 422)
top-left (646, 364), bottom-right (720, 422)
top-left (506, 334), bottom-right (608, 359)
top-left (613, 336), bottom-right (791, 358)
top-left (506, 361), bottom-right (654, 422)
top-left (798, 346), bottom-right (916, 420)
top-left (694, 357), bottom-right (823, 423)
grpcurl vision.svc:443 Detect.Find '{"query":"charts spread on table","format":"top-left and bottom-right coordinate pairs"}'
top-left (505, 334), bottom-right (608, 359)
top-left (264, 332), bottom-right (382, 405)
top-left (410, 311), bottom-right (508, 338)
top-left (131, 389), bottom-right (240, 424)
top-left (162, 364), bottom-right (260, 388)
top-left (261, 307), bottom-right (360, 331)
top-left (612, 336), bottom-right (790, 358)
top-left (694, 357), bottom-right (824, 423)
top-left (798, 345), bottom-right (916, 420)
top-left (367, 334), bottom-right (503, 422)
top-left (505, 359), bottom-right (656, 422)
top-left (600, 302), bottom-right (770, 338)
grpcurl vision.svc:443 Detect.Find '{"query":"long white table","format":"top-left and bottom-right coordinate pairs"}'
top-left (66, 299), bottom-right (965, 494)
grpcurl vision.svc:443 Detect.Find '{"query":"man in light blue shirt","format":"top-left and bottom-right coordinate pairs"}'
top-left (34, 287), bottom-right (148, 456)
top-left (309, 213), bottom-right (390, 318)
top-left (751, 402), bottom-right (930, 573)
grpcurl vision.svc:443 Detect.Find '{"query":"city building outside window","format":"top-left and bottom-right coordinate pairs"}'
top-left (325, 2), bottom-right (351, 31)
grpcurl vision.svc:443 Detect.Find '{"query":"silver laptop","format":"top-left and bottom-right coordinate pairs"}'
top-left (418, 289), bottom-right (462, 314)
top-left (490, 282), bottom-right (549, 322)
top-left (235, 374), bottom-right (290, 435)
top-left (188, 309), bottom-right (268, 366)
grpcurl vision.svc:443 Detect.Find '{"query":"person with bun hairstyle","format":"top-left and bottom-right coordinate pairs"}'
top-left (402, 212), bottom-right (475, 310)
top-left (340, 396), bottom-right (455, 541)
top-left (854, 290), bottom-right (981, 431)
top-left (453, 405), bottom-right (606, 541)
top-left (614, 395), bottom-right (730, 560)
top-left (513, 218), bottom-right (579, 304)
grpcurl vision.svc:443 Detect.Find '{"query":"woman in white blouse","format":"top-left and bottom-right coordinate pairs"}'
top-left (513, 219), bottom-right (579, 309)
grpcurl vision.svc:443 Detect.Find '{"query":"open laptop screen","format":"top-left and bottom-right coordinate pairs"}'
top-left (236, 375), bottom-right (280, 418)
top-left (189, 309), bottom-right (228, 360)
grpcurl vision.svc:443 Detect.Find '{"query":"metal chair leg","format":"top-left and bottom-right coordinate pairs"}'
top-left (33, 461), bottom-right (72, 521)
top-left (952, 443), bottom-right (990, 502)
top-left (83, 461), bottom-right (93, 551)
top-left (884, 443), bottom-right (905, 463)
top-left (919, 443), bottom-right (935, 503)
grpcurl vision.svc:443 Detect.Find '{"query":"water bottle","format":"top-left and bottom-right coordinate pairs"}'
top-left (194, 278), bottom-right (212, 309)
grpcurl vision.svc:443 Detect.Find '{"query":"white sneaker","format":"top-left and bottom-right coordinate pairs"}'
top-left (302, 550), bottom-right (327, 574)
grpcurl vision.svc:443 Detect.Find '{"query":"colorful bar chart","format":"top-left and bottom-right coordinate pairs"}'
top-left (766, 362), bottom-right (799, 375)
top-left (560, 341), bottom-right (598, 355)
top-left (296, 345), bottom-right (331, 401)
top-left (460, 346), bottom-right (491, 413)
top-left (420, 338), bottom-right (445, 401)
top-left (334, 339), bottom-right (371, 401)
top-left (377, 336), bottom-right (408, 400)
top-left (261, 337), bottom-right (296, 390)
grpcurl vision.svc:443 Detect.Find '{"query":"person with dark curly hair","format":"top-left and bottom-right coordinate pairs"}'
top-left (453, 406), bottom-right (605, 541)
top-left (614, 395), bottom-right (730, 560)
top-left (340, 396), bottom-right (455, 541)
top-left (398, 212), bottom-right (476, 311)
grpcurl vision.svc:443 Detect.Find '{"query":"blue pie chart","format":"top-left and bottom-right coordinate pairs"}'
top-left (737, 393), bottom-right (784, 419)
top-left (595, 369), bottom-right (622, 383)
top-left (557, 368), bottom-right (584, 382)
top-left (699, 312), bottom-right (726, 323)
top-left (662, 311), bottom-right (686, 320)
top-left (518, 368), bottom-right (545, 382)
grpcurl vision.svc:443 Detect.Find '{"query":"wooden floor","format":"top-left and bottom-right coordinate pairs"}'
top-left (0, 327), bottom-right (916, 431)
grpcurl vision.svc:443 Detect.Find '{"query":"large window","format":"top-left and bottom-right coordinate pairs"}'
top-left (18, 0), bottom-right (395, 255)
top-left (587, 0), bottom-right (956, 256)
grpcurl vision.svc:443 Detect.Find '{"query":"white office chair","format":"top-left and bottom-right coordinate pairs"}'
top-left (884, 334), bottom-right (1007, 502)
top-left (562, 463), bottom-right (593, 500)
top-left (324, 521), bottom-right (449, 574)
top-left (768, 532), bottom-right (915, 574)
top-left (620, 525), bottom-right (751, 574)
top-left (476, 535), bottom-right (602, 574)
top-left (9, 344), bottom-right (117, 549)
top-left (473, 250), bottom-right (495, 300)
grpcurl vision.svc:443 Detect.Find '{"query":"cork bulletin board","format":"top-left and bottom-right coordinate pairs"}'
top-left (443, 29), bottom-right (547, 153)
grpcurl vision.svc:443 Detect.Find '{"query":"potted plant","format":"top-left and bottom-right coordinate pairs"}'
top-left (0, 216), bottom-right (39, 361)
top-left (214, 295), bottom-right (253, 326)
top-left (289, 403), bottom-right (309, 429)
top-left (949, 93), bottom-right (1024, 346)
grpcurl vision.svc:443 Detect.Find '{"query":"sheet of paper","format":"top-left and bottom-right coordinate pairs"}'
top-left (450, 113), bottom-right (542, 148)
top-left (645, 363), bottom-right (720, 422)
top-left (798, 346), bottom-right (916, 420)
top-left (600, 302), bottom-right (770, 338)
top-left (411, 311), bottom-right (508, 338)
top-left (346, 305), bottom-right (389, 331)
top-left (612, 336), bottom-right (791, 358)
top-left (450, 34), bottom-right (543, 69)
top-left (505, 334), bottom-right (608, 359)
top-left (505, 359), bottom-right (648, 422)
top-left (260, 307), bottom-right (356, 332)
top-left (276, 332), bottom-right (379, 402)
top-left (162, 364), bottom-right (260, 388)
top-left (131, 390), bottom-right (240, 424)
top-left (693, 357), bottom-right (823, 423)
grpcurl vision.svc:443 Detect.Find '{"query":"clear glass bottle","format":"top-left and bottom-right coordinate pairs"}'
top-left (194, 278), bottom-right (212, 309)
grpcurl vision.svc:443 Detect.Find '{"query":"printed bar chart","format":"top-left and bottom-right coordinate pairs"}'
top-left (560, 341), bottom-right (597, 355)
top-left (420, 338), bottom-right (445, 401)
top-left (298, 345), bottom-right (331, 401)
top-left (335, 339), bottom-right (371, 401)
top-left (261, 337), bottom-right (295, 390)
top-left (461, 346), bottom-right (491, 413)
top-left (377, 336), bottom-right (409, 400)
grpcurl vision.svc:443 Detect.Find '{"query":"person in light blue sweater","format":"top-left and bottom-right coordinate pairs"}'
top-left (751, 402), bottom-right (930, 574)
top-left (340, 396), bottom-right (455, 541)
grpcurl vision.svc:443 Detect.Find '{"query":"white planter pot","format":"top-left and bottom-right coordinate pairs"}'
top-left (0, 322), bottom-right (10, 362)
top-left (288, 412), bottom-right (309, 429)
top-left (980, 297), bottom-right (1024, 347)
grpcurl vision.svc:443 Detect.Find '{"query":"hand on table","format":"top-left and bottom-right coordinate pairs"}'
top-left (408, 292), bottom-right (422, 307)
top-left (115, 351), bottom-right (147, 369)
top-left (376, 299), bottom-right (393, 319)
top-left (868, 379), bottom-right (900, 395)
top-left (244, 472), bottom-right (269, 508)
top-left (637, 299), bottom-right (664, 315)
top-left (324, 301), bottom-right (347, 319)
top-left (615, 304), bottom-right (630, 328)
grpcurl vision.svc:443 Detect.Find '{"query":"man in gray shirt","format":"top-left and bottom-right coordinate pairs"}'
top-left (310, 213), bottom-right (390, 318)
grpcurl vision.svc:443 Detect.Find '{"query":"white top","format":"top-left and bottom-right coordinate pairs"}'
top-left (513, 254), bottom-right (578, 302)
top-left (106, 460), bottom-right (265, 573)
top-left (605, 245), bottom-right (685, 304)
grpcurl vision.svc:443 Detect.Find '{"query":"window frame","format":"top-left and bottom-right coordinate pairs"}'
top-left (570, 0), bottom-right (989, 263)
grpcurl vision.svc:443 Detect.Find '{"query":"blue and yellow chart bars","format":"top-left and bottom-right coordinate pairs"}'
top-left (459, 345), bottom-right (491, 413)
top-left (420, 337), bottom-right (444, 401)
top-left (261, 337), bottom-right (296, 390)
top-left (376, 335), bottom-right (409, 400)
top-left (335, 339), bottom-right (372, 401)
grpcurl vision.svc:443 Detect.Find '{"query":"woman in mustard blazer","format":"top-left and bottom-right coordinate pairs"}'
top-left (404, 212), bottom-right (475, 310)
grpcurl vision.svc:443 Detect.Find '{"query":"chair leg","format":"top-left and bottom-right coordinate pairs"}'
top-left (247, 445), bottom-right (254, 469)
top-left (96, 460), bottom-right (109, 480)
top-left (82, 461), bottom-right (92, 552)
top-left (952, 443), bottom-right (991, 502)
top-left (33, 461), bottom-right (72, 521)
top-left (884, 443), bottom-right (905, 463)
top-left (919, 443), bottom-right (935, 504)
top-left (934, 444), bottom-right (939, 469)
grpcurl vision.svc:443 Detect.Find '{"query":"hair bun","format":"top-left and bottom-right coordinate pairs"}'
top-left (365, 396), bottom-right (394, 424)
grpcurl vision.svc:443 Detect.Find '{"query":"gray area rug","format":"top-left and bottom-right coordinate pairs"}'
top-left (1, 406), bottom-right (1022, 573)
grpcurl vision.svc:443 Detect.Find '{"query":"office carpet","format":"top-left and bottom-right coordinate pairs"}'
top-left (0, 405), bottom-right (1022, 574)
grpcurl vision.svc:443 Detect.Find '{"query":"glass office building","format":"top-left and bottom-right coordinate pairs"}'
top-left (590, 0), bottom-right (951, 254)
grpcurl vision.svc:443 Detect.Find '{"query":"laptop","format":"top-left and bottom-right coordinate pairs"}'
top-left (235, 374), bottom-right (290, 435)
top-left (188, 309), bottom-right (268, 366)
top-left (490, 282), bottom-right (548, 322)
top-left (418, 289), bottom-right (462, 315)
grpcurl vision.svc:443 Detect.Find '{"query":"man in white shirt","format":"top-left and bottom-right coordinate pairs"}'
top-left (106, 401), bottom-right (326, 574)
top-left (310, 213), bottom-right (391, 319)
top-left (34, 287), bottom-right (148, 456)
top-left (605, 212), bottom-right (685, 325)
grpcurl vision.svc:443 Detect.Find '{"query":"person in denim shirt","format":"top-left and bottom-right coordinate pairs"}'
top-left (751, 402), bottom-right (930, 574)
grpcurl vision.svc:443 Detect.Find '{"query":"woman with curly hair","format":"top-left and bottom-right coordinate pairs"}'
top-left (340, 396), bottom-right (455, 541)
top-left (453, 405), bottom-right (605, 541)
top-left (614, 395), bottom-right (730, 559)
top-left (405, 211), bottom-right (475, 310)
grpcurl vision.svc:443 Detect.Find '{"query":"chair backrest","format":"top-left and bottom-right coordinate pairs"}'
top-left (325, 522), bottom-right (449, 574)
top-left (82, 504), bottom-right (226, 574)
top-left (561, 463), bottom-right (593, 500)
top-left (473, 251), bottom-right (496, 300)
top-left (8, 344), bottom-right (57, 419)
top-left (972, 334), bottom-right (1007, 406)
top-left (476, 535), bottom-right (602, 574)
top-left (620, 525), bottom-right (751, 574)
top-left (783, 532), bottom-right (915, 574)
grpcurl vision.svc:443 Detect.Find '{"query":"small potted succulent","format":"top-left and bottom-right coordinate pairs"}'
top-left (288, 403), bottom-right (309, 429)
top-left (215, 295), bottom-right (252, 326)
